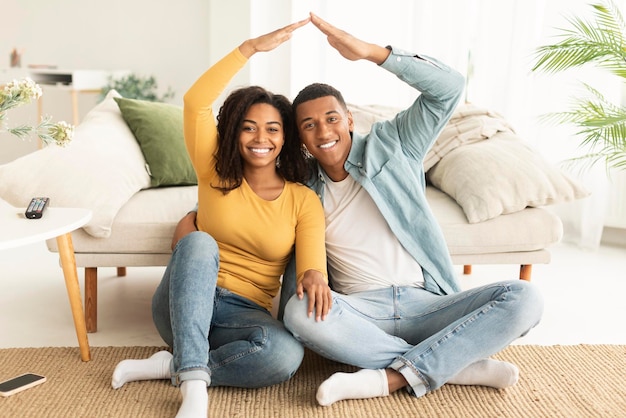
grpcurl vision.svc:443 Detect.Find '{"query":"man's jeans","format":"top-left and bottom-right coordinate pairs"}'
top-left (284, 281), bottom-right (543, 396)
top-left (152, 231), bottom-right (304, 388)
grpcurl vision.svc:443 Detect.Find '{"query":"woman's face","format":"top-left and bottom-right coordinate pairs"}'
top-left (238, 103), bottom-right (285, 170)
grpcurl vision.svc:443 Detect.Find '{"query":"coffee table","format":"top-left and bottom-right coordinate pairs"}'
top-left (1, 198), bottom-right (93, 361)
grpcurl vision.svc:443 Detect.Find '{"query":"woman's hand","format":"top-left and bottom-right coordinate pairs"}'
top-left (297, 269), bottom-right (332, 322)
top-left (239, 17), bottom-right (310, 58)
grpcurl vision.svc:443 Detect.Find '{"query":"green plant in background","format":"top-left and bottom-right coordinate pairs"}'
top-left (532, 0), bottom-right (626, 171)
top-left (99, 73), bottom-right (175, 102)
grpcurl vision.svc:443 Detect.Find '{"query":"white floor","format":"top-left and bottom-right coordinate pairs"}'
top-left (1, 240), bottom-right (625, 349)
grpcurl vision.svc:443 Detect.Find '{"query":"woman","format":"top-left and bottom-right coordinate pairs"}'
top-left (111, 18), bottom-right (331, 418)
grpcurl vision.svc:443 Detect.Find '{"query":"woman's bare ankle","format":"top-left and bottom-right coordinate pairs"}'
top-left (385, 368), bottom-right (408, 393)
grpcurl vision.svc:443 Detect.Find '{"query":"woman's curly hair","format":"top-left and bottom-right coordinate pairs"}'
top-left (213, 85), bottom-right (310, 193)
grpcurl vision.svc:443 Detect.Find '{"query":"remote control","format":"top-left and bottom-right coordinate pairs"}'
top-left (25, 197), bottom-right (49, 219)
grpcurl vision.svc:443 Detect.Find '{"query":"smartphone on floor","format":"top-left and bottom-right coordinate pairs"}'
top-left (0, 373), bottom-right (46, 397)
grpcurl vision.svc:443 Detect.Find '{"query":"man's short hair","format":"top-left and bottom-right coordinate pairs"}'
top-left (292, 83), bottom-right (348, 113)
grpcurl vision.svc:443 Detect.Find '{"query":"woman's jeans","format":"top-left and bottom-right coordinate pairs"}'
top-left (152, 231), bottom-right (304, 388)
top-left (284, 280), bottom-right (543, 397)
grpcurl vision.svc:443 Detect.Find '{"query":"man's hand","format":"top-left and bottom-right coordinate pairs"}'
top-left (239, 17), bottom-right (310, 58)
top-left (297, 269), bottom-right (332, 321)
top-left (309, 12), bottom-right (390, 65)
top-left (171, 211), bottom-right (198, 250)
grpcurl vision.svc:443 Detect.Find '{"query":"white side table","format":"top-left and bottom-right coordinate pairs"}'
top-left (0, 199), bottom-right (93, 361)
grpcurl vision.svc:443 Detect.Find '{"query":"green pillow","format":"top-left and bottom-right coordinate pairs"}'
top-left (114, 97), bottom-right (197, 187)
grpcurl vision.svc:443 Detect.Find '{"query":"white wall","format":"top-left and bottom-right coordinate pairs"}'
top-left (1, 0), bottom-right (213, 163)
top-left (2, 0), bottom-right (622, 136)
top-left (2, 0), bottom-right (623, 242)
top-left (2, 0), bottom-right (624, 170)
top-left (0, 0), bottom-right (594, 153)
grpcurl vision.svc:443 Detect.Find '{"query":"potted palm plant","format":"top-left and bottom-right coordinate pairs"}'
top-left (532, 0), bottom-right (626, 171)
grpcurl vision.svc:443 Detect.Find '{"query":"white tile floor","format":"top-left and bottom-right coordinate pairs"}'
top-left (1, 239), bottom-right (625, 349)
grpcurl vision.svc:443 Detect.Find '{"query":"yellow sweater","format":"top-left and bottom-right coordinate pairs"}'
top-left (183, 48), bottom-right (327, 310)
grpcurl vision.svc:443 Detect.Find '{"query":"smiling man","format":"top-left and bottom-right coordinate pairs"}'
top-left (280, 13), bottom-right (544, 406)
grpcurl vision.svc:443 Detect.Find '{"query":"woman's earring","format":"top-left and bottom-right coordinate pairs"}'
top-left (302, 144), bottom-right (313, 158)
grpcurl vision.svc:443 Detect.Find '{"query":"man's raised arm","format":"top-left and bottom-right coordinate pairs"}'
top-left (309, 12), bottom-right (390, 65)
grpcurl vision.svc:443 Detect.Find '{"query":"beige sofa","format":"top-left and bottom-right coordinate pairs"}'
top-left (0, 93), bottom-right (587, 333)
top-left (47, 182), bottom-right (563, 332)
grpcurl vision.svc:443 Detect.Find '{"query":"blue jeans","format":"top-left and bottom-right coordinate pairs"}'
top-left (152, 231), bottom-right (304, 388)
top-left (284, 281), bottom-right (543, 396)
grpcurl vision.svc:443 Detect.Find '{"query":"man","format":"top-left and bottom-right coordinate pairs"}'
top-left (178, 12), bottom-right (544, 407)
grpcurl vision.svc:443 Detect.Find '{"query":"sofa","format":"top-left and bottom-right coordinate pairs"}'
top-left (0, 91), bottom-right (589, 332)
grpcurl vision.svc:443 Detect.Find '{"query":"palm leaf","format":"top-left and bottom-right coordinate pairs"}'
top-left (532, 1), bottom-right (626, 79)
top-left (539, 83), bottom-right (626, 171)
top-left (533, 1), bottom-right (626, 172)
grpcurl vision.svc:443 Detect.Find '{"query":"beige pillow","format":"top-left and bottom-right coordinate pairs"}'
top-left (427, 132), bottom-right (590, 223)
top-left (348, 103), bottom-right (401, 134)
top-left (348, 103), bottom-right (513, 171)
top-left (0, 90), bottom-right (151, 237)
top-left (425, 103), bottom-right (514, 171)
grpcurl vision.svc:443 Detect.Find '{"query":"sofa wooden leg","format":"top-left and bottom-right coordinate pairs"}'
top-left (520, 264), bottom-right (532, 281)
top-left (463, 265), bottom-right (472, 275)
top-left (85, 267), bottom-right (98, 333)
top-left (117, 267), bottom-right (126, 277)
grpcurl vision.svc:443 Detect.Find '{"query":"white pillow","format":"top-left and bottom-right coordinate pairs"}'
top-left (0, 90), bottom-right (151, 237)
top-left (427, 132), bottom-right (590, 223)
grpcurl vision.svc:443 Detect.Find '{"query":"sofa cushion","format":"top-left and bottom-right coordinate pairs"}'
top-left (52, 185), bottom-right (562, 260)
top-left (47, 186), bottom-right (198, 254)
top-left (0, 90), bottom-right (151, 238)
top-left (115, 97), bottom-right (197, 188)
top-left (427, 131), bottom-right (590, 223)
top-left (426, 186), bottom-right (563, 255)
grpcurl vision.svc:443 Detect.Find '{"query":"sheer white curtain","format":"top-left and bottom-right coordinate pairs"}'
top-left (458, 0), bottom-right (618, 249)
top-left (285, 0), bottom-right (620, 249)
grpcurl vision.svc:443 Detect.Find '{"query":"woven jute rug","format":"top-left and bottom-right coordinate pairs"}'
top-left (0, 345), bottom-right (624, 417)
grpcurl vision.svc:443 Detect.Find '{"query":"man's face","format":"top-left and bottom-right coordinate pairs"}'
top-left (295, 96), bottom-right (354, 181)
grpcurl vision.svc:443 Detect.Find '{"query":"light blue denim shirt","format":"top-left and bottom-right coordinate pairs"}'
top-left (282, 47), bottom-right (465, 309)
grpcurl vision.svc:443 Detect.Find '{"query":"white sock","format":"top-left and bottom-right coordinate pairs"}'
top-left (448, 359), bottom-right (519, 389)
top-left (176, 380), bottom-right (208, 418)
top-left (111, 350), bottom-right (173, 389)
top-left (316, 369), bottom-right (389, 406)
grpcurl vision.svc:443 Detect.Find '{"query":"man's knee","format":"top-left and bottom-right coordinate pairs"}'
top-left (282, 294), bottom-right (311, 333)
top-left (509, 280), bottom-right (544, 331)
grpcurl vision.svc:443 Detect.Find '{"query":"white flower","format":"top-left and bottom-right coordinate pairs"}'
top-left (1, 78), bottom-right (73, 147)
top-left (1, 78), bottom-right (42, 111)
top-left (45, 120), bottom-right (74, 147)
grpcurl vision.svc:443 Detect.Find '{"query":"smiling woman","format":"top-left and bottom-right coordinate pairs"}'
top-left (238, 102), bottom-right (286, 200)
top-left (110, 18), bottom-right (330, 417)
top-left (211, 85), bottom-right (300, 194)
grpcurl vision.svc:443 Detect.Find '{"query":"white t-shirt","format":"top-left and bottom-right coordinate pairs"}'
top-left (323, 173), bottom-right (425, 294)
